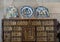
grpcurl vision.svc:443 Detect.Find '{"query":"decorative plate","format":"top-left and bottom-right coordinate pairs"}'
top-left (6, 6), bottom-right (18, 18)
top-left (35, 6), bottom-right (49, 18)
top-left (20, 6), bottom-right (33, 18)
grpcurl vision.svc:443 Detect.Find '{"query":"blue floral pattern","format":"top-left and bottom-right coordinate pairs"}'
top-left (35, 6), bottom-right (49, 18)
top-left (6, 6), bottom-right (18, 18)
top-left (20, 6), bottom-right (33, 18)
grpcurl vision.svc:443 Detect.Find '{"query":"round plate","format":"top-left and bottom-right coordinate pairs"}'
top-left (35, 6), bottom-right (49, 18)
top-left (6, 6), bottom-right (18, 18)
top-left (20, 6), bottom-right (33, 18)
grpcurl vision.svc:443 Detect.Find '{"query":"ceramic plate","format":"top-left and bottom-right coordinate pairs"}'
top-left (35, 6), bottom-right (49, 18)
top-left (20, 6), bottom-right (33, 18)
top-left (6, 6), bottom-right (18, 18)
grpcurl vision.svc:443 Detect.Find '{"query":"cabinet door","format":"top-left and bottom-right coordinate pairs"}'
top-left (4, 32), bottom-right (11, 42)
top-left (22, 27), bottom-right (35, 41)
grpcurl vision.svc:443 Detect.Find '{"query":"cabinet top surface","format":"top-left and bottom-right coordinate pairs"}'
top-left (2, 18), bottom-right (57, 20)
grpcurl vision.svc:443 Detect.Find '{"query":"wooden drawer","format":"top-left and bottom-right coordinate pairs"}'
top-left (11, 41), bottom-right (21, 42)
top-left (37, 41), bottom-right (47, 42)
top-left (42, 21), bottom-right (48, 25)
top-left (47, 41), bottom-right (55, 42)
top-left (49, 21), bottom-right (54, 25)
top-left (47, 32), bottom-right (54, 41)
top-left (11, 37), bottom-right (21, 42)
top-left (10, 21), bottom-right (16, 25)
top-left (4, 26), bottom-right (12, 31)
top-left (13, 27), bottom-right (22, 31)
top-left (4, 21), bottom-right (16, 25)
top-left (4, 21), bottom-right (10, 25)
top-left (31, 20), bottom-right (41, 25)
top-left (46, 27), bottom-right (54, 31)
top-left (4, 39), bottom-right (10, 42)
top-left (47, 32), bottom-right (54, 37)
top-left (23, 36), bottom-right (35, 41)
top-left (37, 27), bottom-right (44, 31)
top-left (37, 32), bottom-right (47, 36)
top-left (4, 33), bottom-right (10, 39)
top-left (48, 37), bottom-right (54, 41)
top-left (37, 37), bottom-right (47, 41)
top-left (17, 21), bottom-right (28, 25)
top-left (37, 41), bottom-right (54, 42)
top-left (12, 31), bottom-right (21, 36)
top-left (42, 21), bottom-right (54, 25)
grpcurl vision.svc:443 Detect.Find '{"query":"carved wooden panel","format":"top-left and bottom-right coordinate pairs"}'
top-left (2, 19), bottom-right (57, 42)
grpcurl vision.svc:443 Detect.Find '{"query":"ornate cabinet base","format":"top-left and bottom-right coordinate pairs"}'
top-left (2, 19), bottom-right (57, 42)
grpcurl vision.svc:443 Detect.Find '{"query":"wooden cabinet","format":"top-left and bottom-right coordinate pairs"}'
top-left (2, 19), bottom-right (57, 42)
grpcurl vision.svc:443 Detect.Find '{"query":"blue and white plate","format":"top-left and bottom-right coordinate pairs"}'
top-left (6, 6), bottom-right (18, 18)
top-left (20, 6), bottom-right (33, 18)
top-left (35, 6), bottom-right (49, 18)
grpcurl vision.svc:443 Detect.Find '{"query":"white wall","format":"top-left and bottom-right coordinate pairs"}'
top-left (3, 0), bottom-right (60, 21)
top-left (0, 0), bottom-right (60, 42)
